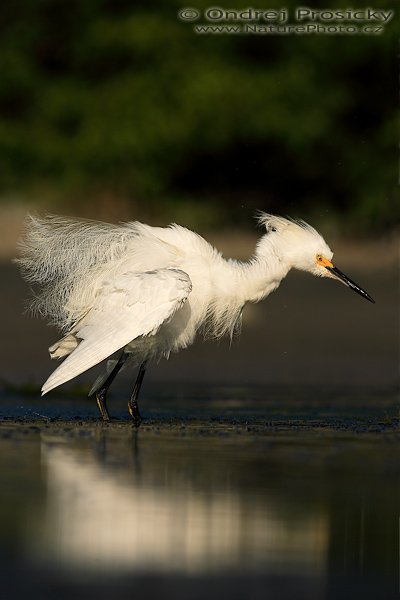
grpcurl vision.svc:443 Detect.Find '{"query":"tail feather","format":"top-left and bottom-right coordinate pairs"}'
top-left (49, 334), bottom-right (79, 359)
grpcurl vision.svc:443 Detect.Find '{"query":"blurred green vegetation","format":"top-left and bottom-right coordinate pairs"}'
top-left (0, 0), bottom-right (397, 232)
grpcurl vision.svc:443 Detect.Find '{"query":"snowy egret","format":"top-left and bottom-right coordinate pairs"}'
top-left (17, 213), bottom-right (374, 423)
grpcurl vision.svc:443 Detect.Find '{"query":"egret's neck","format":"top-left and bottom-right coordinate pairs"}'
top-left (205, 237), bottom-right (290, 340)
top-left (240, 257), bottom-right (289, 304)
top-left (226, 237), bottom-right (291, 304)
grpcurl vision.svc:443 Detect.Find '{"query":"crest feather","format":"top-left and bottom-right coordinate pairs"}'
top-left (255, 212), bottom-right (319, 236)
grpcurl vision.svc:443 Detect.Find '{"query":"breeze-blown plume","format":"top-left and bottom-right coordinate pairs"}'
top-left (16, 214), bottom-right (136, 331)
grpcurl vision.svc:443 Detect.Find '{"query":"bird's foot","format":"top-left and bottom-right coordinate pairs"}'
top-left (128, 399), bottom-right (142, 427)
top-left (96, 392), bottom-right (111, 422)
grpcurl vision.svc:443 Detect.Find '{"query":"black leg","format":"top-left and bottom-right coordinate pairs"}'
top-left (95, 352), bottom-right (127, 422)
top-left (128, 361), bottom-right (147, 426)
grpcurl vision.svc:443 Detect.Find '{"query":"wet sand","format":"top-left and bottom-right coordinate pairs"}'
top-left (1, 249), bottom-right (398, 389)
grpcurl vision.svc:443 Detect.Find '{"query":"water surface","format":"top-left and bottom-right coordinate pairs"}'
top-left (0, 387), bottom-right (398, 599)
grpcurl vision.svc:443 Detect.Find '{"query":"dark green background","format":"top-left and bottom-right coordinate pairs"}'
top-left (0, 0), bottom-right (397, 231)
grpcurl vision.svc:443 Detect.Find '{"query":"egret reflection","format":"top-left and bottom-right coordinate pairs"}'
top-left (31, 433), bottom-right (329, 575)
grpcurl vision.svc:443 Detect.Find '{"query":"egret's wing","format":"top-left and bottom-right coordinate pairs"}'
top-left (42, 268), bottom-right (192, 394)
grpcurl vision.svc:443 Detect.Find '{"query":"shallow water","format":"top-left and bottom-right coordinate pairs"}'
top-left (0, 387), bottom-right (398, 599)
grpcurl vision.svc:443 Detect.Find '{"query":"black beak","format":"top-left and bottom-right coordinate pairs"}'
top-left (326, 266), bottom-right (375, 303)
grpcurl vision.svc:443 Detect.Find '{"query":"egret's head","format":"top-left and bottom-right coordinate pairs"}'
top-left (257, 213), bottom-right (374, 303)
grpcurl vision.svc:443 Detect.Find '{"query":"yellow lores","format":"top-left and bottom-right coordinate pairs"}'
top-left (316, 254), bottom-right (334, 268)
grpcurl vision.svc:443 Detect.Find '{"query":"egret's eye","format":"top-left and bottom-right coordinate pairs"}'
top-left (316, 254), bottom-right (334, 268)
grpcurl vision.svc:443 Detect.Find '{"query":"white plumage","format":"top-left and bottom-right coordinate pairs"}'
top-left (42, 269), bottom-right (192, 394)
top-left (17, 212), bottom-right (374, 422)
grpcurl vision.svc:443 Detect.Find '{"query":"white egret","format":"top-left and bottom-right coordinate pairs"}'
top-left (17, 213), bottom-right (374, 423)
